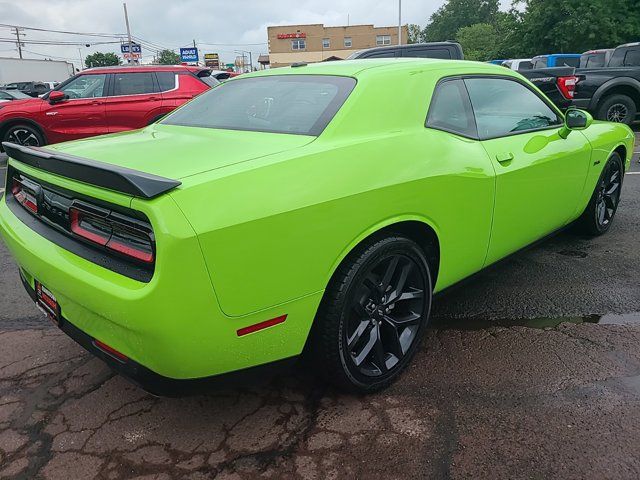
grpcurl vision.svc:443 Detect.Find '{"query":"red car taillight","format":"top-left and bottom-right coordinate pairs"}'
top-left (69, 206), bottom-right (154, 264)
top-left (557, 76), bottom-right (578, 100)
top-left (11, 178), bottom-right (38, 214)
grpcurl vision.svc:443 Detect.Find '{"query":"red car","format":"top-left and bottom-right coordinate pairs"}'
top-left (0, 65), bottom-right (215, 149)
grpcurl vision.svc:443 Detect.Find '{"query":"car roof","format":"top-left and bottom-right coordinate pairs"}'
top-left (238, 58), bottom-right (516, 79)
top-left (619, 42), bottom-right (640, 47)
top-left (81, 65), bottom-right (207, 74)
top-left (533, 53), bottom-right (581, 59)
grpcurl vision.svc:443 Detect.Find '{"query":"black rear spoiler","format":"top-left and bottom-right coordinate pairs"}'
top-left (1, 142), bottom-right (181, 199)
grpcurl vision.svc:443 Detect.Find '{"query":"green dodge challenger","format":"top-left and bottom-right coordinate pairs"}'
top-left (0, 59), bottom-right (634, 394)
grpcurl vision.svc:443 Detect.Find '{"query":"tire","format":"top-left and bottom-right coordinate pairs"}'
top-left (576, 152), bottom-right (624, 236)
top-left (596, 94), bottom-right (637, 125)
top-left (308, 235), bottom-right (433, 393)
top-left (2, 124), bottom-right (45, 148)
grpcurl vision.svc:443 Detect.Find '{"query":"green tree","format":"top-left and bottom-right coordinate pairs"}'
top-left (456, 23), bottom-right (498, 61)
top-left (407, 24), bottom-right (423, 44)
top-left (84, 52), bottom-right (122, 68)
top-left (424, 0), bottom-right (500, 42)
top-left (515, 0), bottom-right (640, 55)
top-left (157, 49), bottom-right (181, 65)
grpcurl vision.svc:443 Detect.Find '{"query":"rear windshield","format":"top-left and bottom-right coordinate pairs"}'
top-left (162, 75), bottom-right (356, 136)
top-left (556, 56), bottom-right (580, 67)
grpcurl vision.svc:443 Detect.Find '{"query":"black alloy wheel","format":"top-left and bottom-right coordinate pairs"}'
top-left (594, 157), bottom-right (622, 229)
top-left (606, 103), bottom-right (629, 123)
top-left (309, 235), bottom-right (432, 393)
top-left (347, 254), bottom-right (426, 377)
top-left (4, 125), bottom-right (44, 147)
top-left (577, 152), bottom-right (624, 236)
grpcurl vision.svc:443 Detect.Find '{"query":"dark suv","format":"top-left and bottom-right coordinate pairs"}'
top-left (3, 81), bottom-right (50, 98)
top-left (348, 42), bottom-right (464, 60)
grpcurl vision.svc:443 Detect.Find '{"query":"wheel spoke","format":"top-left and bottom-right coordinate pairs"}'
top-left (373, 325), bottom-right (388, 373)
top-left (347, 319), bottom-right (371, 349)
top-left (385, 261), bottom-right (413, 304)
top-left (381, 320), bottom-right (404, 359)
top-left (603, 194), bottom-right (616, 209)
top-left (609, 170), bottom-right (620, 183)
top-left (353, 324), bottom-right (378, 367)
top-left (363, 278), bottom-right (380, 301)
top-left (379, 256), bottom-right (399, 295)
top-left (395, 287), bottom-right (424, 303)
top-left (598, 201), bottom-right (607, 224)
top-left (383, 311), bottom-right (421, 326)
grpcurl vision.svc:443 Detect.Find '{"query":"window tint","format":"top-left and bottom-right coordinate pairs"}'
top-left (557, 56), bottom-right (580, 67)
top-left (156, 72), bottom-right (177, 91)
top-left (162, 75), bottom-right (356, 136)
top-left (532, 57), bottom-right (547, 69)
top-left (113, 72), bottom-right (157, 96)
top-left (361, 50), bottom-right (396, 58)
top-left (403, 48), bottom-right (451, 59)
top-left (624, 49), bottom-right (640, 66)
top-left (426, 79), bottom-right (476, 138)
top-left (580, 53), bottom-right (606, 68)
top-left (59, 74), bottom-right (107, 99)
top-left (0, 91), bottom-right (11, 100)
top-left (464, 77), bottom-right (560, 139)
top-left (517, 61), bottom-right (533, 71)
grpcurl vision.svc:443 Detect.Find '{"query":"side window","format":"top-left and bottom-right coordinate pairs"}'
top-left (558, 56), bottom-right (580, 67)
top-left (0, 91), bottom-right (11, 100)
top-left (156, 72), bottom-right (177, 92)
top-left (112, 73), bottom-right (158, 96)
top-left (609, 48), bottom-right (626, 67)
top-left (464, 77), bottom-right (561, 139)
top-left (59, 74), bottom-right (107, 99)
top-left (426, 79), bottom-right (476, 138)
top-left (403, 48), bottom-right (451, 59)
top-left (532, 58), bottom-right (547, 69)
top-left (518, 61), bottom-right (533, 71)
top-left (362, 50), bottom-right (396, 59)
top-left (624, 49), bottom-right (640, 66)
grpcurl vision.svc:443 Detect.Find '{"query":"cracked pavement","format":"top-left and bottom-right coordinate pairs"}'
top-left (1, 147), bottom-right (640, 479)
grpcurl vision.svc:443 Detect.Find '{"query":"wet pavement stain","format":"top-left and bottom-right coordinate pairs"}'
top-left (430, 311), bottom-right (640, 330)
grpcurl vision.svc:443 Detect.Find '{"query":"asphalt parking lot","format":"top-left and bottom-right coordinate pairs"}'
top-left (1, 140), bottom-right (640, 479)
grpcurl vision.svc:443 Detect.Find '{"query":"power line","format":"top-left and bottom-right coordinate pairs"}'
top-left (0, 23), bottom-right (125, 38)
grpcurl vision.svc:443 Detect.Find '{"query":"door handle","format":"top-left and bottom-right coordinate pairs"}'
top-left (90, 100), bottom-right (103, 105)
top-left (148, 96), bottom-right (159, 101)
top-left (496, 152), bottom-right (514, 163)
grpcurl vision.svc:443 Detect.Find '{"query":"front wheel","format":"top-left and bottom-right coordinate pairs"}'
top-left (308, 235), bottom-right (432, 393)
top-left (3, 124), bottom-right (45, 147)
top-left (576, 152), bottom-right (624, 236)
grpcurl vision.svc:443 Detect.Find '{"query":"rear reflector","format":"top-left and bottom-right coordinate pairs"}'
top-left (237, 315), bottom-right (287, 337)
top-left (93, 339), bottom-right (128, 362)
top-left (12, 178), bottom-right (38, 214)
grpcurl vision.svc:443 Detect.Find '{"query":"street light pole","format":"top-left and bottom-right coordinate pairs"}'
top-left (398, 0), bottom-right (402, 45)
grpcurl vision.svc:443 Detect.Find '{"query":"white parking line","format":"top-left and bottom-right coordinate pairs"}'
top-left (0, 188), bottom-right (4, 193)
top-left (627, 172), bottom-right (640, 175)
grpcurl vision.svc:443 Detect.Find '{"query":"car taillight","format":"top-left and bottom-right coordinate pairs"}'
top-left (557, 76), bottom-right (578, 100)
top-left (69, 206), bottom-right (154, 264)
top-left (12, 178), bottom-right (38, 214)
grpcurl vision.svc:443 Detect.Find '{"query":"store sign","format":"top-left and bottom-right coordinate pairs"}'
top-left (277, 32), bottom-right (306, 39)
top-left (120, 43), bottom-right (142, 54)
top-left (204, 53), bottom-right (220, 68)
top-left (180, 47), bottom-right (199, 62)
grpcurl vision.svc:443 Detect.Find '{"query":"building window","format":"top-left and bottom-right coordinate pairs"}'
top-left (376, 35), bottom-right (391, 46)
top-left (322, 38), bottom-right (330, 49)
top-left (344, 37), bottom-right (352, 48)
top-left (292, 39), bottom-right (306, 50)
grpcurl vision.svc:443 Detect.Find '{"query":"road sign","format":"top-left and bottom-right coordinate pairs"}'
top-left (120, 43), bottom-right (142, 54)
top-left (123, 52), bottom-right (141, 60)
top-left (180, 47), bottom-right (199, 63)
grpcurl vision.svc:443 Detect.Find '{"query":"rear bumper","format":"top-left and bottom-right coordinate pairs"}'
top-left (0, 176), bottom-right (322, 385)
top-left (19, 273), bottom-right (297, 396)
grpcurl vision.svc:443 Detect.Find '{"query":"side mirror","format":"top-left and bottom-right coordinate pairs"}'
top-left (48, 91), bottom-right (67, 104)
top-left (559, 109), bottom-right (593, 138)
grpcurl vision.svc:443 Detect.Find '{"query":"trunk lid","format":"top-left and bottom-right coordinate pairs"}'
top-left (47, 124), bottom-right (315, 181)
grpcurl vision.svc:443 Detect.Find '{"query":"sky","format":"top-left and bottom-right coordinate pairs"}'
top-left (0, 0), bottom-right (510, 69)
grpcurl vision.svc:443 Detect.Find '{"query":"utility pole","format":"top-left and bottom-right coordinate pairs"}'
top-left (398, 0), bottom-right (402, 45)
top-left (78, 48), bottom-right (84, 70)
top-left (14, 27), bottom-right (23, 59)
top-left (123, 2), bottom-right (135, 65)
top-left (193, 39), bottom-right (198, 65)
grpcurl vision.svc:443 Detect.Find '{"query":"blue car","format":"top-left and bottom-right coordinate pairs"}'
top-left (487, 59), bottom-right (507, 65)
top-left (531, 54), bottom-right (581, 69)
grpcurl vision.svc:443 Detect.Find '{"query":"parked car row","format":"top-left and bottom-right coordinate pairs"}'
top-left (0, 65), bottom-right (215, 149)
top-left (495, 42), bottom-right (640, 125)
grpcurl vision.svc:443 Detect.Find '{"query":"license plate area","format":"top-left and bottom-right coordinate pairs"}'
top-left (35, 280), bottom-right (61, 326)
